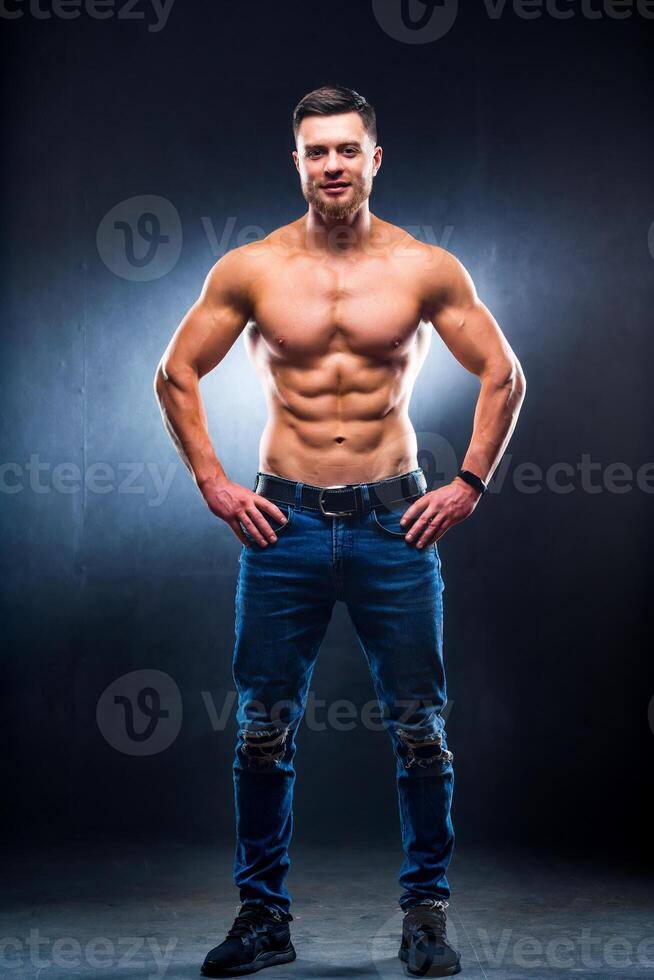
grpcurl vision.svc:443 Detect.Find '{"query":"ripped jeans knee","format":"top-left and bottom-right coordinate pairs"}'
top-left (237, 726), bottom-right (291, 770)
top-left (394, 726), bottom-right (453, 772)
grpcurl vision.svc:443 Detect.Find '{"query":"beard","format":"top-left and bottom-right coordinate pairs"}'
top-left (303, 176), bottom-right (372, 220)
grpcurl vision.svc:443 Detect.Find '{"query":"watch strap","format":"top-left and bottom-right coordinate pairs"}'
top-left (457, 468), bottom-right (487, 496)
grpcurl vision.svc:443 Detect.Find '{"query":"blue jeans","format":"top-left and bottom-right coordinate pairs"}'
top-left (231, 467), bottom-right (454, 915)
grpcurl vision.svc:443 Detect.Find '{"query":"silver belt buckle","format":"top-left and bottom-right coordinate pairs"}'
top-left (318, 484), bottom-right (357, 517)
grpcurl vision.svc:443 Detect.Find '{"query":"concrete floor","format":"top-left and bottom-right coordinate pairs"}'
top-left (1, 839), bottom-right (651, 979)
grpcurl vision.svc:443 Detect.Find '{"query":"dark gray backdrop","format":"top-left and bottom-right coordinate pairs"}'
top-left (1, 0), bottom-right (652, 861)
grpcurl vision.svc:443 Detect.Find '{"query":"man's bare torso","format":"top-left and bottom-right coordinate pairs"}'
top-left (242, 214), bottom-right (441, 488)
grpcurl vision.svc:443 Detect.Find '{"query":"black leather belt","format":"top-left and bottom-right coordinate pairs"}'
top-left (253, 469), bottom-right (427, 517)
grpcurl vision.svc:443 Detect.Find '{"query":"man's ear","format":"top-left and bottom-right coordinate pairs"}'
top-left (292, 149), bottom-right (299, 173)
top-left (373, 144), bottom-right (383, 177)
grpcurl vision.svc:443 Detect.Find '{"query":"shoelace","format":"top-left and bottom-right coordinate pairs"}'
top-left (404, 901), bottom-right (449, 940)
top-left (226, 906), bottom-right (279, 940)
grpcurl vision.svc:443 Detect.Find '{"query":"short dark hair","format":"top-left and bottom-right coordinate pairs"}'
top-left (292, 84), bottom-right (377, 145)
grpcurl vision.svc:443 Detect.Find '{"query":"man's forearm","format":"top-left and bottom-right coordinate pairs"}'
top-left (154, 365), bottom-right (227, 490)
top-left (458, 361), bottom-right (526, 488)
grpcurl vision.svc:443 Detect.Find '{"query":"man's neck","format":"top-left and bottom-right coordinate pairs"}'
top-left (302, 204), bottom-right (376, 256)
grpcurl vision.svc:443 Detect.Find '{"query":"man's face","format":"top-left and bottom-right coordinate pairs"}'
top-left (293, 112), bottom-right (382, 220)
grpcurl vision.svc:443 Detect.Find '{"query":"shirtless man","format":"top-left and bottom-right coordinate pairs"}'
top-left (154, 85), bottom-right (526, 978)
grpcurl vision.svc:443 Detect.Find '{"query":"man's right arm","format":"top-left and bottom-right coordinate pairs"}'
top-left (154, 247), bottom-right (251, 488)
top-left (153, 247), bottom-right (286, 547)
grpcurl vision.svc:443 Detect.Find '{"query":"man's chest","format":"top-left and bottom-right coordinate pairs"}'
top-left (249, 256), bottom-right (427, 358)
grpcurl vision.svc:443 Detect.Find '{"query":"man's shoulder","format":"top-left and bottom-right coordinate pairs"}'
top-left (391, 229), bottom-right (465, 286)
top-left (409, 239), bottom-right (475, 311)
top-left (198, 224), bottom-right (303, 307)
top-left (377, 218), bottom-right (455, 269)
top-left (213, 221), bottom-right (303, 271)
top-left (200, 227), bottom-right (290, 287)
top-left (373, 222), bottom-right (471, 310)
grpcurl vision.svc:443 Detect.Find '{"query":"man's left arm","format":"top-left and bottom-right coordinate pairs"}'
top-left (402, 248), bottom-right (527, 546)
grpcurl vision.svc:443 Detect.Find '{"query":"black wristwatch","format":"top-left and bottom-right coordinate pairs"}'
top-left (457, 469), bottom-right (487, 496)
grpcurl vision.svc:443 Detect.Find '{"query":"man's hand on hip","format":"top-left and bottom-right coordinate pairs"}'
top-left (400, 479), bottom-right (481, 548)
top-left (198, 476), bottom-right (288, 548)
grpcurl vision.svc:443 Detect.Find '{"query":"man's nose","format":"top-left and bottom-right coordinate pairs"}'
top-left (324, 153), bottom-right (343, 175)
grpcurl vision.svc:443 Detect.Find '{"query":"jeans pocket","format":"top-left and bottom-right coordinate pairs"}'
top-left (241, 501), bottom-right (295, 544)
top-left (369, 486), bottom-right (427, 538)
top-left (370, 504), bottom-right (410, 538)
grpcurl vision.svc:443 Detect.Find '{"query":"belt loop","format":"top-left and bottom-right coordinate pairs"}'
top-left (294, 480), bottom-right (304, 511)
top-left (359, 481), bottom-right (371, 514)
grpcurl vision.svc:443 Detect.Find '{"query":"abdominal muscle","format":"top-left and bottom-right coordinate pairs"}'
top-left (259, 414), bottom-right (419, 488)
top-left (254, 350), bottom-right (424, 488)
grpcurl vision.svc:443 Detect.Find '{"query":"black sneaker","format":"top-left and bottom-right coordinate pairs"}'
top-left (398, 899), bottom-right (461, 977)
top-left (200, 902), bottom-right (296, 977)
